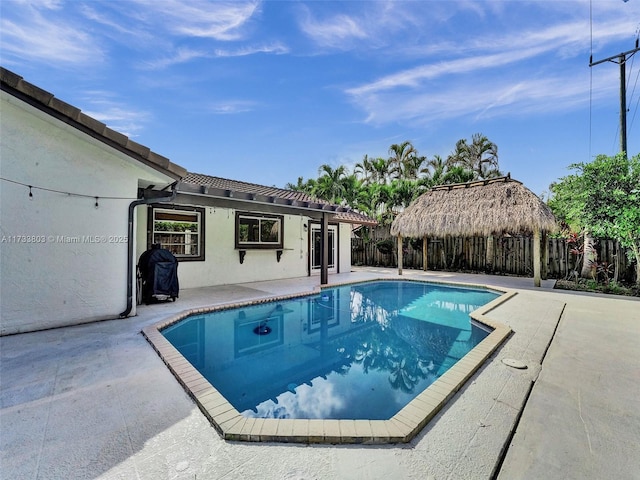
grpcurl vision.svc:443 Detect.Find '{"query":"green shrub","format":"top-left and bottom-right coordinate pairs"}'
top-left (376, 239), bottom-right (395, 255)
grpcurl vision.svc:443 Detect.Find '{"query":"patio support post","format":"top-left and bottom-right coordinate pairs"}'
top-left (321, 213), bottom-right (329, 285)
top-left (533, 227), bottom-right (541, 287)
top-left (397, 234), bottom-right (403, 275)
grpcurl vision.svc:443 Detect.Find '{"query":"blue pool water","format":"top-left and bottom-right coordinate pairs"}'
top-left (162, 280), bottom-right (498, 420)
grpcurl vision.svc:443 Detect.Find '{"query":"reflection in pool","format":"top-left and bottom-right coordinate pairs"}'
top-left (162, 280), bottom-right (498, 420)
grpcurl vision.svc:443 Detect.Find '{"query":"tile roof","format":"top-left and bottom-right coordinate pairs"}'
top-left (183, 172), bottom-right (324, 203)
top-left (0, 67), bottom-right (186, 180)
top-left (333, 210), bottom-right (379, 226)
top-left (181, 172), bottom-right (377, 225)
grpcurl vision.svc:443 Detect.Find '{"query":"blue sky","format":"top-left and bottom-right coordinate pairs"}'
top-left (1, 1), bottom-right (639, 196)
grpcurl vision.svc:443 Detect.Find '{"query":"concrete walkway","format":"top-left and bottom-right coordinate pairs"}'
top-left (1, 267), bottom-right (638, 479)
top-left (497, 288), bottom-right (640, 480)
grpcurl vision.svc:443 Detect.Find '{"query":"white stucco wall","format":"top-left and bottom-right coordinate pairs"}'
top-left (338, 223), bottom-right (352, 274)
top-left (136, 205), bottom-right (353, 289)
top-left (0, 91), bottom-right (173, 334)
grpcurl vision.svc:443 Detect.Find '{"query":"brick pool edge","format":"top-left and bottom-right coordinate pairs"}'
top-left (142, 279), bottom-right (515, 444)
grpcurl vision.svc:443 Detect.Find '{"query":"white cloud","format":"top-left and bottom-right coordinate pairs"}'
top-left (298, 10), bottom-right (368, 48)
top-left (295, 1), bottom-right (429, 51)
top-left (0, 7), bottom-right (102, 66)
top-left (207, 100), bottom-right (257, 115)
top-left (346, 46), bottom-right (549, 98)
top-left (213, 42), bottom-right (289, 57)
top-left (142, 48), bottom-right (210, 70)
top-left (80, 91), bottom-right (151, 138)
top-left (343, 4), bottom-right (636, 127)
top-left (129, 0), bottom-right (260, 41)
top-left (142, 42), bottom-right (288, 70)
top-left (352, 66), bottom-right (619, 128)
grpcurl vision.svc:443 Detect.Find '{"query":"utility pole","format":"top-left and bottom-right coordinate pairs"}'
top-left (590, 39), bottom-right (640, 156)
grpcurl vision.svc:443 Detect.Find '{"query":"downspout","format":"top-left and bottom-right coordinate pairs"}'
top-left (119, 183), bottom-right (177, 318)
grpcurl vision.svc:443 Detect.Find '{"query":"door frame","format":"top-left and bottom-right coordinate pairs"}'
top-left (309, 221), bottom-right (339, 276)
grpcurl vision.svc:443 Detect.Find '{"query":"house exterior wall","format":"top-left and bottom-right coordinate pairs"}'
top-left (0, 91), bottom-right (173, 334)
top-left (137, 205), bottom-right (353, 289)
top-left (338, 223), bottom-right (352, 274)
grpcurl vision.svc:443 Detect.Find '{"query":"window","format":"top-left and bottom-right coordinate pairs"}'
top-left (235, 212), bottom-right (283, 249)
top-left (149, 206), bottom-right (204, 261)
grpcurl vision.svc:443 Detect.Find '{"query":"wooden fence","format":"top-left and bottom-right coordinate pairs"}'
top-left (351, 236), bottom-right (636, 283)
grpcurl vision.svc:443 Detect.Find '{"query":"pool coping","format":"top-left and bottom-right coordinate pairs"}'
top-left (142, 277), bottom-right (515, 444)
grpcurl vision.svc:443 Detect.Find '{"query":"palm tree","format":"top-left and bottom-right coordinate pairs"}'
top-left (442, 165), bottom-right (476, 184)
top-left (370, 157), bottom-right (392, 185)
top-left (340, 174), bottom-right (362, 207)
top-left (314, 164), bottom-right (348, 204)
top-left (448, 133), bottom-right (501, 180)
top-left (285, 176), bottom-right (316, 195)
top-left (355, 184), bottom-right (380, 219)
top-left (423, 154), bottom-right (449, 186)
top-left (388, 141), bottom-right (417, 180)
top-left (447, 134), bottom-right (502, 272)
top-left (356, 182), bottom-right (395, 225)
top-left (354, 155), bottom-right (374, 185)
top-left (403, 155), bottom-right (427, 181)
top-left (389, 178), bottom-right (423, 212)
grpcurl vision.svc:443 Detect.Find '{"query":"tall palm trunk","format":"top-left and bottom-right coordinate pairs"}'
top-left (581, 231), bottom-right (597, 279)
top-left (485, 235), bottom-right (494, 273)
top-left (629, 233), bottom-right (640, 287)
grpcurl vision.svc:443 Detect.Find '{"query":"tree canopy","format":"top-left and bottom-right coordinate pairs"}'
top-left (285, 134), bottom-right (502, 226)
top-left (549, 153), bottom-right (640, 285)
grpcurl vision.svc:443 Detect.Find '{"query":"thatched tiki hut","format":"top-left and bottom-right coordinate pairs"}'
top-left (390, 176), bottom-right (558, 286)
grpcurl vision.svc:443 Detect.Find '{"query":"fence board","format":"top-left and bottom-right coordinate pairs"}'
top-left (351, 235), bottom-right (635, 283)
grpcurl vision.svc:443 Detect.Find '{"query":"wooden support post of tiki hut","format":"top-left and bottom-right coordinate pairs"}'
top-left (397, 234), bottom-right (403, 275)
top-left (533, 227), bottom-right (541, 287)
top-left (542, 231), bottom-right (549, 280)
top-left (423, 236), bottom-right (428, 271)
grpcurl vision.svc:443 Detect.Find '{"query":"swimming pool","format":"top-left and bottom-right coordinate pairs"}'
top-left (143, 279), bottom-right (513, 443)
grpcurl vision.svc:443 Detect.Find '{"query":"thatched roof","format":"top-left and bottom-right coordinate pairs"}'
top-left (390, 176), bottom-right (558, 238)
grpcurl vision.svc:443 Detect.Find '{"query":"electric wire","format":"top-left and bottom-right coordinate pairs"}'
top-left (629, 62), bottom-right (640, 135)
top-left (627, 26), bottom-right (640, 135)
top-left (0, 176), bottom-right (140, 201)
top-left (589, 0), bottom-right (593, 161)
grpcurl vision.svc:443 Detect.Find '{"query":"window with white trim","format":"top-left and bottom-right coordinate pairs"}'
top-left (150, 206), bottom-right (205, 260)
top-left (235, 212), bottom-right (283, 249)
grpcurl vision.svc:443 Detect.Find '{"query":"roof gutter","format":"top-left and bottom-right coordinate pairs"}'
top-left (119, 183), bottom-right (177, 318)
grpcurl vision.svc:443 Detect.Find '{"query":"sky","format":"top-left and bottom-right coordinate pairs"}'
top-left (1, 0), bottom-right (639, 197)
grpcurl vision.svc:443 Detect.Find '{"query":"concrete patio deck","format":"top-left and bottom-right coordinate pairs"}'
top-left (1, 267), bottom-right (638, 479)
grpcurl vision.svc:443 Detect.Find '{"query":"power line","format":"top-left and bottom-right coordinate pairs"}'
top-left (589, 0), bottom-right (593, 161)
top-left (627, 27), bottom-right (640, 135)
